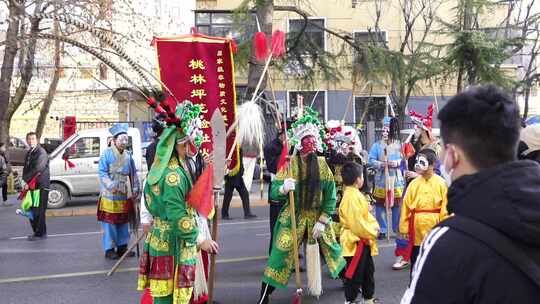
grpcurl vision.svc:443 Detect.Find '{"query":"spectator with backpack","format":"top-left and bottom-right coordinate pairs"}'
top-left (401, 85), bottom-right (540, 304)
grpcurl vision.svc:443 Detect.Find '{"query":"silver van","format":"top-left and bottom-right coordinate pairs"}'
top-left (47, 127), bottom-right (146, 208)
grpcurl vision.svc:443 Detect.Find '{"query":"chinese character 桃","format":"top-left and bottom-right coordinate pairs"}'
top-left (191, 89), bottom-right (207, 100)
top-left (189, 59), bottom-right (205, 70)
top-left (190, 74), bottom-right (206, 85)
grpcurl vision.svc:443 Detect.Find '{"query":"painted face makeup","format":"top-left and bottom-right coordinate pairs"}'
top-left (300, 136), bottom-right (317, 156)
top-left (415, 154), bottom-right (429, 172)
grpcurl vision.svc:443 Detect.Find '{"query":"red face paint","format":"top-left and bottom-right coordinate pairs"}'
top-left (300, 136), bottom-right (317, 156)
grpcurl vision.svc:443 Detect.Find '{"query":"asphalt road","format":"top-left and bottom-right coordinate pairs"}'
top-left (0, 195), bottom-right (409, 304)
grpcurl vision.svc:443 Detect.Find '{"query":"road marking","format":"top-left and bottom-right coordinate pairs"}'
top-left (7, 219), bottom-right (270, 240)
top-left (9, 231), bottom-right (101, 240)
top-left (256, 233), bottom-right (271, 236)
top-left (0, 255), bottom-right (269, 284)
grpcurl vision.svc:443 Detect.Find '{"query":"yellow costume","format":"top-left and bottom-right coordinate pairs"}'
top-left (339, 186), bottom-right (379, 257)
top-left (399, 174), bottom-right (448, 246)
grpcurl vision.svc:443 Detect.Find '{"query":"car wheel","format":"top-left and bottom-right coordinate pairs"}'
top-left (48, 183), bottom-right (69, 209)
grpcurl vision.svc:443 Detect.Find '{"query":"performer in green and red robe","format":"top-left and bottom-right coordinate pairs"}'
top-left (257, 108), bottom-right (346, 304)
top-left (138, 101), bottom-right (218, 304)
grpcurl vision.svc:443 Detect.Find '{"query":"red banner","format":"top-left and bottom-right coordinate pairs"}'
top-left (153, 34), bottom-right (240, 173)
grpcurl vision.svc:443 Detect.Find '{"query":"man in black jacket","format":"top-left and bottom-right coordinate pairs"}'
top-left (221, 149), bottom-right (257, 220)
top-left (401, 85), bottom-right (540, 304)
top-left (263, 128), bottom-right (286, 253)
top-left (22, 132), bottom-right (50, 241)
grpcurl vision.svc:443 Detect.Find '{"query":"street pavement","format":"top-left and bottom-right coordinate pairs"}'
top-left (0, 194), bottom-right (409, 304)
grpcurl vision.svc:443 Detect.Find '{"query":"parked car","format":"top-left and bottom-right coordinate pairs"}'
top-left (7, 137), bottom-right (28, 166)
top-left (43, 138), bottom-right (63, 154)
top-left (47, 127), bottom-right (146, 209)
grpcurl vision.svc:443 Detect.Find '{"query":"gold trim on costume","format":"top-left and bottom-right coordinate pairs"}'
top-left (166, 172), bottom-right (180, 187)
top-left (98, 197), bottom-right (128, 214)
top-left (178, 217), bottom-right (194, 234)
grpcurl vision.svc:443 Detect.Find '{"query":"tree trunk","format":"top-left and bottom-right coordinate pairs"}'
top-left (0, 2), bottom-right (21, 143)
top-left (245, 0), bottom-right (274, 101)
top-left (36, 21), bottom-right (62, 140)
top-left (523, 87), bottom-right (531, 121)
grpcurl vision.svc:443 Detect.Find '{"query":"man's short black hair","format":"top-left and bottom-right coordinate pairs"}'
top-left (26, 132), bottom-right (37, 139)
top-left (438, 85), bottom-right (520, 169)
top-left (418, 148), bottom-right (437, 166)
top-left (341, 161), bottom-right (363, 186)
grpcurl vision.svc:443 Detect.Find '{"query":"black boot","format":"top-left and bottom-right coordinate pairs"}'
top-left (256, 282), bottom-right (275, 304)
top-left (105, 249), bottom-right (119, 260)
top-left (117, 245), bottom-right (135, 258)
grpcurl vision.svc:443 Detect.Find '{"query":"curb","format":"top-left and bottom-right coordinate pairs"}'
top-left (46, 197), bottom-right (268, 217)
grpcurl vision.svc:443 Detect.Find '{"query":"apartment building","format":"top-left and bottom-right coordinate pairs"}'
top-left (195, 0), bottom-right (534, 126)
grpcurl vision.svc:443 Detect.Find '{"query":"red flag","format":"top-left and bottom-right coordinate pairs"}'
top-left (276, 143), bottom-right (289, 173)
top-left (141, 288), bottom-right (153, 304)
top-left (187, 164), bottom-right (215, 219)
top-left (18, 174), bottom-right (40, 200)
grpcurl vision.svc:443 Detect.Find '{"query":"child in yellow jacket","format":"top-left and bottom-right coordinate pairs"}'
top-left (399, 148), bottom-right (448, 272)
top-left (339, 162), bottom-right (380, 304)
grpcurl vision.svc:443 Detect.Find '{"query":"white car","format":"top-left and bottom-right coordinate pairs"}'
top-left (47, 128), bottom-right (146, 209)
top-left (400, 128), bottom-right (440, 143)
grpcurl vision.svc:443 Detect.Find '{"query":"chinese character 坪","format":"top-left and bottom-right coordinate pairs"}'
top-left (190, 74), bottom-right (206, 85)
top-left (191, 89), bottom-right (207, 100)
top-left (189, 59), bottom-right (205, 70)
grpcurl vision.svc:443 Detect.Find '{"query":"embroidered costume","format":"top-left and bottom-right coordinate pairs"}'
top-left (97, 123), bottom-right (139, 258)
top-left (258, 108), bottom-right (346, 304)
top-left (137, 101), bottom-right (207, 304)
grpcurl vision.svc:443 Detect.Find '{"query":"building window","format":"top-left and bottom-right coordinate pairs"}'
top-left (195, 11), bottom-right (255, 43)
top-left (354, 96), bottom-right (387, 123)
top-left (354, 31), bottom-right (387, 46)
top-left (289, 18), bottom-right (326, 51)
top-left (288, 91), bottom-right (326, 121)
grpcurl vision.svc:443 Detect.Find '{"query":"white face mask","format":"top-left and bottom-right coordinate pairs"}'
top-left (441, 147), bottom-right (455, 186)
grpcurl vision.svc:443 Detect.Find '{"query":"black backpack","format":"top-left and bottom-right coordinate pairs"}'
top-left (442, 216), bottom-right (540, 288)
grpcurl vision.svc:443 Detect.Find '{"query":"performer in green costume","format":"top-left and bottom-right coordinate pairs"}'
top-left (138, 101), bottom-right (218, 304)
top-left (257, 108), bottom-right (346, 304)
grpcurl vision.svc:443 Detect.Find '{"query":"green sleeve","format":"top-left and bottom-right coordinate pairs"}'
top-left (319, 159), bottom-right (337, 218)
top-left (162, 170), bottom-right (198, 243)
top-left (270, 179), bottom-right (287, 202)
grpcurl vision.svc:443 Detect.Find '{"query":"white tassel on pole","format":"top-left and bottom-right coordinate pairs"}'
top-left (193, 251), bottom-right (208, 301)
top-left (306, 240), bottom-right (322, 297)
top-left (237, 101), bottom-right (265, 148)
